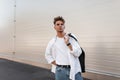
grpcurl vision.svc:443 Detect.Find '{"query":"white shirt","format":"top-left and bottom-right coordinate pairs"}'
top-left (45, 33), bottom-right (82, 80)
top-left (55, 37), bottom-right (70, 65)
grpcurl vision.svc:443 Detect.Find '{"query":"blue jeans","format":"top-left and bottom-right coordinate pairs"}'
top-left (55, 66), bottom-right (83, 80)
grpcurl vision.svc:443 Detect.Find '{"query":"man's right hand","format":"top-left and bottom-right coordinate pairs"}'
top-left (51, 61), bottom-right (57, 65)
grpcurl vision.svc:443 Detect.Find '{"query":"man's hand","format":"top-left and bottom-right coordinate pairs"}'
top-left (51, 61), bottom-right (56, 65)
top-left (64, 34), bottom-right (73, 51)
top-left (64, 35), bottom-right (70, 45)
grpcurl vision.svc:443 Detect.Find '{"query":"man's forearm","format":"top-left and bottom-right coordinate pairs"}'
top-left (68, 44), bottom-right (73, 51)
top-left (66, 42), bottom-right (73, 51)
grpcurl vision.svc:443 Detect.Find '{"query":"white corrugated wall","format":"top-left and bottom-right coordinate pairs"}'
top-left (0, 0), bottom-right (14, 56)
top-left (0, 0), bottom-right (120, 77)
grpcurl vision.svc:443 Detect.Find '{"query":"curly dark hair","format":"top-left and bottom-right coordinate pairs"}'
top-left (53, 16), bottom-right (65, 24)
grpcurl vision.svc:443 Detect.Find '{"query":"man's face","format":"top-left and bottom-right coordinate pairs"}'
top-left (54, 20), bottom-right (65, 32)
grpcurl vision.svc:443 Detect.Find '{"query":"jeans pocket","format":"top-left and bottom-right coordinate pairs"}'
top-left (56, 67), bottom-right (62, 72)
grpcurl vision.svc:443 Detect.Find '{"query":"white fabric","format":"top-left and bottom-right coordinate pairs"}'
top-left (54, 37), bottom-right (70, 65)
top-left (45, 33), bottom-right (82, 80)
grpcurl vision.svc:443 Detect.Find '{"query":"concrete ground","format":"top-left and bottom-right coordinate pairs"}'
top-left (0, 58), bottom-right (91, 80)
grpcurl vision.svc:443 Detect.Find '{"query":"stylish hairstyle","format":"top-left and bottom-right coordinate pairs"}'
top-left (53, 16), bottom-right (65, 24)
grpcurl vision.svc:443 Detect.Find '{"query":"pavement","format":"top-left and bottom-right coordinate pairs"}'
top-left (0, 58), bottom-right (90, 80)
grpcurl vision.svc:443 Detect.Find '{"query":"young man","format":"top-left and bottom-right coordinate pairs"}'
top-left (45, 16), bottom-right (83, 80)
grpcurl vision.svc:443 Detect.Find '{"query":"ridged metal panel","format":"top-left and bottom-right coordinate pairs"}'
top-left (0, 0), bottom-right (120, 77)
top-left (0, 0), bottom-right (15, 55)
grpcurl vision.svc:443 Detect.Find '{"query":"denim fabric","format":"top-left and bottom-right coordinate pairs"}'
top-left (55, 66), bottom-right (83, 80)
top-left (75, 72), bottom-right (83, 80)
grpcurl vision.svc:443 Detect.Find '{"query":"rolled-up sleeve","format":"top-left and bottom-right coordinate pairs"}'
top-left (69, 37), bottom-right (82, 58)
top-left (45, 40), bottom-right (55, 64)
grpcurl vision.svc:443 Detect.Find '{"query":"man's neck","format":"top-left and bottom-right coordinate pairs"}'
top-left (57, 31), bottom-right (66, 38)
